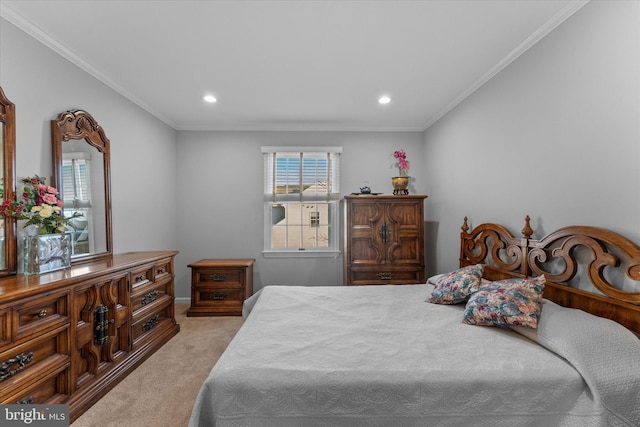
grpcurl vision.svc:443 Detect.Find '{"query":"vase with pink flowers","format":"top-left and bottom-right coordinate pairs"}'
top-left (1, 175), bottom-right (81, 274)
top-left (391, 149), bottom-right (410, 195)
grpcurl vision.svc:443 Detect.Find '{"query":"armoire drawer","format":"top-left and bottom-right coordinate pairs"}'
top-left (349, 269), bottom-right (424, 285)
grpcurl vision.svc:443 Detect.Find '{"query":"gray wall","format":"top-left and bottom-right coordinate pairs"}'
top-left (174, 131), bottom-right (426, 297)
top-left (0, 19), bottom-right (178, 267)
top-left (422, 0), bottom-right (640, 276)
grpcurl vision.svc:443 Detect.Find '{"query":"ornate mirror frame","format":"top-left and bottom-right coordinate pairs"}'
top-left (0, 86), bottom-right (17, 275)
top-left (51, 110), bottom-right (112, 263)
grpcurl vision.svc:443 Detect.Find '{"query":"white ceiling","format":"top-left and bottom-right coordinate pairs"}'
top-left (1, 0), bottom-right (587, 132)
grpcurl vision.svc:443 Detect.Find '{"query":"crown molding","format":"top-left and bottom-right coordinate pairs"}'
top-left (0, 2), bottom-right (178, 129)
top-left (422, 0), bottom-right (590, 131)
top-left (1, 1), bottom-right (590, 133)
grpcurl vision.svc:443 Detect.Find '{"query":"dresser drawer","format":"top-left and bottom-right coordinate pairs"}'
top-left (130, 264), bottom-right (154, 289)
top-left (154, 257), bottom-right (173, 281)
top-left (131, 301), bottom-right (172, 346)
top-left (130, 277), bottom-right (172, 315)
top-left (194, 269), bottom-right (245, 288)
top-left (0, 310), bottom-right (10, 351)
top-left (13, 291), bottom-right (70, 341)
top-left (0, 325), bottom-right (70, 396)
top-left (1, 363), bottom-right (70, 404)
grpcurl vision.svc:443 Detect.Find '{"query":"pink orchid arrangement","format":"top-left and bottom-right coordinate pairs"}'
top-left (0, 175), bottom-right (81, 234)
top-left (393, 149), bottom-right (410, 176)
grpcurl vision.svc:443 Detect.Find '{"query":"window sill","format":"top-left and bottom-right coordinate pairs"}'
top-left (262, 250), bottom-right (341, 259)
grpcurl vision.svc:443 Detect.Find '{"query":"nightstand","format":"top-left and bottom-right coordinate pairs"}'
top-left (186, 259), bottom-right (255, 316)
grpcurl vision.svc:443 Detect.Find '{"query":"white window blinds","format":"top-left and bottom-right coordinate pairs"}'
top-left (61, 152), bottom-right (92, 208)
top-left (262, 146), bottom-right (342, 202)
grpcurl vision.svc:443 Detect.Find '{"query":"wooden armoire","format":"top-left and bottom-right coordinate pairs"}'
top-left (343, 194), bottom-right (427, 285)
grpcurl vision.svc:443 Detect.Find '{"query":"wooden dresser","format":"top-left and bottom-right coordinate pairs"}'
top-left (343, 195), bottom-right (427, 285)
top-left (187, 259), bottom-right (255, 316)
top-left (0, 251), bottom-right (179, 422)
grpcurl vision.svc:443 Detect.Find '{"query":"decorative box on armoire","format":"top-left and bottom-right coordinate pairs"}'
top-left (187, 259), bottom-right (255, 316)
top-left (343, 194), bottom-right (427, 285)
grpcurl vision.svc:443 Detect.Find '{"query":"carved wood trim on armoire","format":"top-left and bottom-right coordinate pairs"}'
top-left (343, 194), bottom-right (427, 285)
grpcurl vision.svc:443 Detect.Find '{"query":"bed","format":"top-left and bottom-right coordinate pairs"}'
top-left (189, 217), bottom-right (640, 427)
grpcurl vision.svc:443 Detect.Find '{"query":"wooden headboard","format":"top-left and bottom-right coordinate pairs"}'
top-left (459, 216), bottom-right (640, 335)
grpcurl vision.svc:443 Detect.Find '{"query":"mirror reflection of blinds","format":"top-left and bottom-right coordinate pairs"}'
top-left (61, 158), bottom-right (91, 207)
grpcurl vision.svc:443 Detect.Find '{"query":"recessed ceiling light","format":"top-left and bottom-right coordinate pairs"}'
top-left (378, 96), bottom-right (391, 105)
top-left (203, 94), bottom-right (217, 103)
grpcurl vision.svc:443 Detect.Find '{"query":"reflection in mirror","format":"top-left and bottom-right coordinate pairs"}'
top-left (0, 122), bottom-right (3, 267)
top-left (51, 110), bottom-right (112, 263)
top-left (0, 86), bottom-right (17, 275)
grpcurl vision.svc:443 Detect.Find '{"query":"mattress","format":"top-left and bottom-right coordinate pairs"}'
top-left (189, 284), bottom-right (640, 427)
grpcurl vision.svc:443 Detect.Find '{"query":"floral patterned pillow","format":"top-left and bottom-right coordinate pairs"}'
top-left (461, 275), bottom-right (546, 329)
top-left (429, 264), bottom-right (485, 304)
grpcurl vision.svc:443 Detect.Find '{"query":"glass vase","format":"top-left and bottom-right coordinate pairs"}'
top-left (23, 233), bottom-right (71, 275)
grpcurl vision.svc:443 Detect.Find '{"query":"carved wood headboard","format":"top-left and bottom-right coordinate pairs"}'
top-left (459, 216), bottom-right (640, 335)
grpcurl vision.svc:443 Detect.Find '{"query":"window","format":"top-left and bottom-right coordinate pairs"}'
top-left (262, 146), bottom-right (342, 257)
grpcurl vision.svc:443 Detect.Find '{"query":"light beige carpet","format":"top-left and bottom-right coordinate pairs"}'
top-left (71, 304), bottom-right (244, 427)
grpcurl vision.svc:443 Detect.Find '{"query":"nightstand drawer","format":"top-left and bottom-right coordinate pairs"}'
top-left (194, 288), bottom-right (243, 305)
top-left (195, 269), bottom-right (245, 288)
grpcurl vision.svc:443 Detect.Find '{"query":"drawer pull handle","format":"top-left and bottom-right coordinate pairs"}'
top-left (94, 304), bottom-right (114, 345)
top-left (157, 267), bottom-right (166, 274)
top-left (376, 272), bottom-right (394, 280)
top-left (142, 315), bottom-right (160, 332)
top-left (209, 292), bottom-right (228, 300)
top-left (208, 273), bottom-right (229, 281)
top-left (37, 309), bottom-right (48, 318)
top-left (135, 274), bottom-right (147, 283)
top-left (379, 222), bottom-right (391, 244)
top-left (17, 396), bottom-right (34, 405)
top-left (0, 352), bottom-right (34, 381)
top-left (141, 290), bottom-right (160, 306)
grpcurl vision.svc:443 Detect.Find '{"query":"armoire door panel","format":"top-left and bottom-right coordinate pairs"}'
top-left (350, 238), bottom-right (385, 264)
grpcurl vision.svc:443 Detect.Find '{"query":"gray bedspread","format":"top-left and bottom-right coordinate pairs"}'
top-left (189, 284), bottom-right (640, 427)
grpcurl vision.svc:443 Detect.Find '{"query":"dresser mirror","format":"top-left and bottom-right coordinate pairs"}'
top-left (0, 86), bottom-right (17, 275)
top-left (51, 110), bottom-right (112, 263)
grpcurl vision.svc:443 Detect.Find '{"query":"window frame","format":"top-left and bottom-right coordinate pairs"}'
top-left (262, 146), bottom-right (342, 258)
